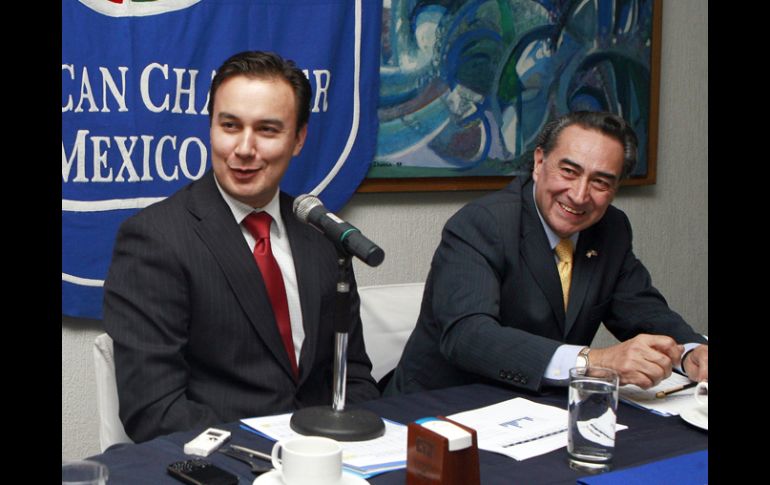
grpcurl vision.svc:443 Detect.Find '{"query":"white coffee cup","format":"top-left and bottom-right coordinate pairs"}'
top-left (271, 436), bottom-right (342, 485)
top-left (694, 381), bottom-right (708, 410)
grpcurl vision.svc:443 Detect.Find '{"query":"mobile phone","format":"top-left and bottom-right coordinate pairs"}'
top-left (167, 458), bottom-right (239, 485)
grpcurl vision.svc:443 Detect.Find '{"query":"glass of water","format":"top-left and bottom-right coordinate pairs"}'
top-left (567, 366), bottom-right (619, 473)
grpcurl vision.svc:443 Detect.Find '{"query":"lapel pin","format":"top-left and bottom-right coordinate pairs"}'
top-left (586, 250), bottom-right (598, 259)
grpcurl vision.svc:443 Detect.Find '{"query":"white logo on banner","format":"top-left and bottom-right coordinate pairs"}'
top-left (62, 0), bottom-right (365, 288)
top-left (78, 0), bottom-right (202, 18)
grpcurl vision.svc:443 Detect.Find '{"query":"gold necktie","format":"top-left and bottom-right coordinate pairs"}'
top-left (554, 238), bottom-right (574, 310)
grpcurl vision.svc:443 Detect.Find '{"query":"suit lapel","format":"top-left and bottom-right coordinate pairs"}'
top-left (519, 177), bottom-right (567, 333)
top-left (186, 173), bottom-right (296, 380)
top-left (280, 193), bottom-right (321, 386)
top-left (564, 224), bottom-right (602, 336)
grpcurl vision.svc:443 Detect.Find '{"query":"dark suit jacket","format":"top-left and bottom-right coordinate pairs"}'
top-left (103, 171), bottom-right (379, 442)
top-left (386, 175), bottom-right (706, 395)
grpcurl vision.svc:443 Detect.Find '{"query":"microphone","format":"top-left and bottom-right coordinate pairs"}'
top-left (293, 194), bottom-right (385, 267)
top-left (290, 194), bottom-right (387, 441)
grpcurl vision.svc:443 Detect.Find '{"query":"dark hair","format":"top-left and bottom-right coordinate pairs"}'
top-left (536, 111), bottom-right (639, 179)
top-left (208, 51), bottom-right (312, 132)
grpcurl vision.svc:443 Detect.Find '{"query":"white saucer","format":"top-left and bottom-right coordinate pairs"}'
top-left (253, 469), bottom-right (369, 485)
top-left (680, 405), bottom-right (708, 431)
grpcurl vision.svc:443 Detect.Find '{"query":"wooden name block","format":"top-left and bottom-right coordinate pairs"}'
top-left (406, 416), bottom-right (480, 485)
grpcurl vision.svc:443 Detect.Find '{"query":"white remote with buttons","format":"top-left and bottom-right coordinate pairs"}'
top-left (183, 427), bottom-right (231, 457)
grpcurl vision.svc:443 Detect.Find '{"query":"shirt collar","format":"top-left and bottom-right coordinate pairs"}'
top-left (532, 182), bottom-right (579, 251)
top-left (213, 177), bottom-right (284, 237)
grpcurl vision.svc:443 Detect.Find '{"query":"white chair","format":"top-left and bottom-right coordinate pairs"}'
top-left (93, 332), bottom-right (133, 451)
top-left (358, 282), bottom-right (425, 387)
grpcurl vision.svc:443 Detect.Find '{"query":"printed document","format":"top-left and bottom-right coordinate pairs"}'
top-left (448, 397), bottom-right (628, 461)
top-left (241, 413), bottom-right (406, 478)
top-left (619, 372), bottom-right (697, 416)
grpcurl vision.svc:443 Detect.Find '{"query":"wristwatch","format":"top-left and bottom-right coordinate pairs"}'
top-left (576, 347), bottom-right (591, 368)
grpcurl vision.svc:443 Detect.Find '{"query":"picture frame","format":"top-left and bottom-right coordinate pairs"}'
top-left (359, 0), bottom-right (661, 193)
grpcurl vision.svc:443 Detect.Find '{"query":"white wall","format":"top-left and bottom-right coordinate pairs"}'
top-left (61, 0), bottom-right (708, 460)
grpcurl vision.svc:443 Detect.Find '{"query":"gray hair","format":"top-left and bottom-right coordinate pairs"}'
top-left (536, 111), bottom-right (639, 179)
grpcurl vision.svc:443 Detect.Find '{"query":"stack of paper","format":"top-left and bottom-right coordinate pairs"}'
top-left (619, 373), bottom-right (697, 416)
top-left (240, 413), bottom-right (407, 479)
top-left (448, 397), bottom-right (627, 461)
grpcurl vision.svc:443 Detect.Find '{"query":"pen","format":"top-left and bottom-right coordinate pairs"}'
top-left (655, 381), bottom-right (697, 398)
top-left (230, 444), bottom-right (273, 462)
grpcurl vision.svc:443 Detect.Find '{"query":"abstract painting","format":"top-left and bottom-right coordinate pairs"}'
top-left (363, 0), bottom-right (659, 191)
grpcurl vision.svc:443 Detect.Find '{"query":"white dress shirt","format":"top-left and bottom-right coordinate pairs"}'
top-left (214, 180), bottom-right (305, 364)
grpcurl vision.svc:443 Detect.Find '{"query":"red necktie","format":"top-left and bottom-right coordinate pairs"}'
top-left (243, 211), bottom-right (298, 379)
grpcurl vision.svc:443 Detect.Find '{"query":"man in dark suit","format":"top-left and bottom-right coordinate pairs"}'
top-left (103, 51), bottom-right (379, 443)
top-left (386, 111), bottom-right (708, 396)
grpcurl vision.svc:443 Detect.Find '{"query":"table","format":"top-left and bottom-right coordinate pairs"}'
top-left (88, 383), bottom-right (707, 484)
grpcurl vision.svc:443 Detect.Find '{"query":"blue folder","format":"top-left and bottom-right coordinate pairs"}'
top-left (576, 450), bottom-right (707, 485)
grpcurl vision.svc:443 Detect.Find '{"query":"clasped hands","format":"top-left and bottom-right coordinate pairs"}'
top-left (588, 334), bottom-right (708, 389)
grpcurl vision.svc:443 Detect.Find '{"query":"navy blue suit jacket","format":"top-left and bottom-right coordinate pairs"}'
top-left (387, 175), bottom-right (706, 395)
top-left (103, 171), bottom-right (379, 442)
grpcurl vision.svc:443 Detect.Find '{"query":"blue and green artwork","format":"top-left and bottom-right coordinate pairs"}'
top-left (372, 0), bottom-right (655, 178)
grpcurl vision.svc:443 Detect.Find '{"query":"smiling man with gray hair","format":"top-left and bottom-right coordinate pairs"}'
top-left (386, 111), bottom-right (708, 397)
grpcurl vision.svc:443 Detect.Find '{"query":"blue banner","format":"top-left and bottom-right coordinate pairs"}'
top-left (62, 0), bottom-right (383, 318)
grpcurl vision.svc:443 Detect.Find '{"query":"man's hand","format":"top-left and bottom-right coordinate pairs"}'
top-left (682, 344), bottom-right (708, 382)
top-left (589, 334), bottom-right (684, 389)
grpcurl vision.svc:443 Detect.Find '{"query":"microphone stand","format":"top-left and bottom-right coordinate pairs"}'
top-left (289, 250), bottom-right (385, 441)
